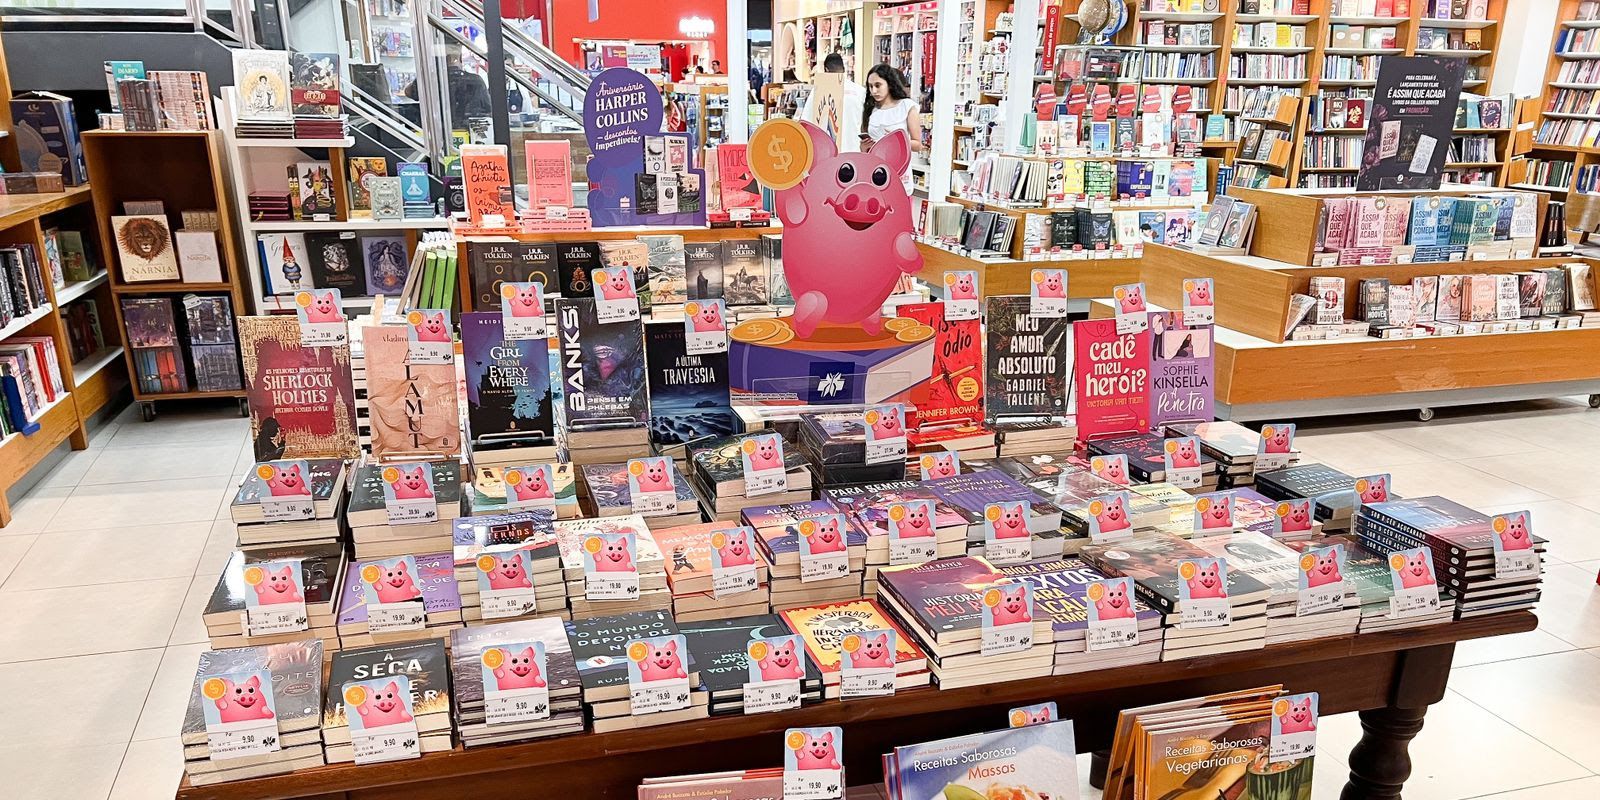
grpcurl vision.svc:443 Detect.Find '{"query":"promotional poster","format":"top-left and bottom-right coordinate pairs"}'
top-left (583, 68), bottom-right (708, 227)
top-left (1356, 56), bottom-right (1466, 191)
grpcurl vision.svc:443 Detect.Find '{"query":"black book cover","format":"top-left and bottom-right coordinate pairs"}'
top-left (984, 295), bottom-right (1071, 419)
top-left (557, 242), bottom-right (600, 297)
top-left (1050, 211), bottom-right (1078, 248)
top-left (460, 312), bottom-right (555, 448)
top-left (645, 320), bottom-right (735, 449)
top-left (680, 614), bottom-right (823, 695)
top-left (232, 457), bottom-right (344, 505)
top-left (323, 641), bottom-right (451, 730)
top-left (684, 241), bottom-right (725, 300)
top-left (204, 544), bottom-right (344, 616)
top-left (564, 610), bottom-right (682, 692)
top-left (347, 459), bottom-right (463, 514)
top-left (555, 297), bottom-right (648, 429)
top-left (1255, 463), bottom-right (1357, 520)
top-left (182, 640), bottom-right (324, 743)
top-left (1079, 534), bottom-right (1271, 613)
top-left (448, 617), bottom-right (580, 706)
top-left (468, 242), bottom-right (562, 313)
top-left (1088, 433), bottom-right (1216, 480)
top-left (305, 231), bottom-right (366, 296)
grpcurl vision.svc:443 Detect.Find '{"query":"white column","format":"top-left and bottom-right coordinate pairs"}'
top-left (928, 0), bottom-right (963, 199)
top-left (728, 0), bottom-right (752, 143)
top-left (1002, 0), bottom-right (1040, 154)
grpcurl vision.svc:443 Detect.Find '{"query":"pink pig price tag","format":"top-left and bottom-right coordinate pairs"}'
top-left (404, 308), bottom-right (453, 365)
top-left (743, 636), bottom-right (804, 714)
top-left (797, 514), bottom-right (851, 583)
top-left (1085, 577), bottom-right (1140, 652)
top-left (481, 641), bottom-right (551, 725)
top-left (1177, 558), bottom-right (1232, 628)
top-left (981, 581), bottom-right (1036, 656)
top-left (983, 502), bottom-right (1034, 565)
top-left (709, 527), bottom-right (761, 599)
top-left (861, 404), bottom-right (907, 465)
top-left (499, 281), bottom-right (548, 340)
top-left (1112, 283), bottom-right (1149, 334)
top-left (839, 629), bottom-right (897, 698)
top-left (1270, 692), bottom-right (1320, 764)
top-left (1297, 544), bottom-right (1346, 617)
top-left (625, 635), bottom-right (692, 715)
top-left (252, 460), bottom-right (315, 522)
top-left (343, 676), bottom-right (421, 764)
top-left (294, 288), bottom-right (348, 347)
top-left (1387, 547), bottom-right (1441, 619)
top-left (740, 434), bottom-right (788, 497)
top-left (1491, 512), bottom-right (1541, 580)
top-left (783, 727), bottom-right (844, 800)
top-left (200, 668), bottom-right (282, 760)
top-left (683, 300), bottom-right (729, 355)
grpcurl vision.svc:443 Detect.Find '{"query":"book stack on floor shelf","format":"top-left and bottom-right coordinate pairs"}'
top-left (321, 641), bottom-right (454, 763)
top-left (203, 546), bottom-right (345, 651)
top-left (335, 552), bottom-right (463, 648)
top-left (681, 613), bottom-right (826, 715)
top-left (228, 458), bottom-right (348, 550)
top-left (567, 610), bottom-right (710, 731)
top-left (555, 515), bottom-right (674, 618)
top-left (448, 618), bottom-right (587, 747)
top-left (181, 641), bottom-right (326, 786)
top-left (744, 499), bottom-right (869, 610)
top-left (687, 433), bottom-right (814, 522)
top-left (654, 521), bottom-right (773, 621)
top-left (1355, 495), bottom-right (1546, 618)
top-left (451, 513), bottom-right (570, 625)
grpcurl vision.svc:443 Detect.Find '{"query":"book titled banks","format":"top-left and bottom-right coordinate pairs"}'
top-left (555, 297), bottom-right (647, 429)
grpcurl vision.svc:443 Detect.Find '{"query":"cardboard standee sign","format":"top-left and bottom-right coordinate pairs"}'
top-left (583, 68), bottom-right (707, 227)
top-left (1356, 56), bottom-right (1467, 191)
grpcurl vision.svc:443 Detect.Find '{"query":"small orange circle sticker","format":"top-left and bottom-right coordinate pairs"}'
top-left (202, 677), bottom-right (227, 699)
top-left (501, 284), bottom-right (518, 299)
top-left (944, 273), bottom-right (957, 285)
top-left (1179, 562), bottom-right (1198, 580)
top-left (1356, 479), bottom-right (1370, 493)
top-left (295, 291), bottom-right (314, 308)
top-left (406, 310), bottom-right (423, 325)
top-left (841, 634), bottom-right (861, 652)
top-left (476, 555), bottom-right (497, 572)
top-left (889, 504), bottom-right (906, 522)
top-left (1196, 498), bottom-right (1212, 512)
top-left (742, 439), bottom-right (758, 454)
top-left (1262, 425), bottom-right (1276, 437)
top-left (1184, 280), bottom-right (1195, 291)
top-left (920, 455), bottom-right (935, 469)
top-left (1299, 554), bottom-right (1316, 571)
top-left (1031, 270), bottom-right (1044, 283)
top-left (1009, 710), bottom-right (1028, 727)
top-left (983, 588), bottom-right (1002, 607)
top-left (256, 464), bottom-right (276, 480)
top-left (360, 564), bottom-right (381, 584)
top-left (504, 469), bottom-right (523, 486)
top-left (685, 302), bottom-right (700, 315)
top-left (711, 532), bottom-right (727, 549)
top-left (584, 536), bottom-right (603, 554)
top-left (1114, 287), bottom-right (1126, 299)
top-left (243, 566), bottom-right (265, 586)
top-left (1389, 553), bottom-right (1407, 570)
top-left (747, 641), bottom-right (768, 661)
top-left (1273, 699), bottom-right (1290, 717)
top-left (1087, 583), bottom-right (1105, 601)
top-left (1092, 458), bottom-right (1105, 470)
top-left (482, 648), bottom-right (505, 669)
top-left (1165, 440), bottom-right (1179, 453)
top-left (627, 642), bottom-right (649, 662)
top-left (864, 409), bottom-right (880, 425)
top-left (786, 731), bottom-right (807, 750)
top-left (1276, 502), bottom-right (1291, 517)
top-left (381, 466), bottom-right (400, 484)
top-left (344, 685), bottom-right (368, 706)
top-left (629, 461), bottom-right (645, 476)
top-left (985, 505), bottom-right (1003, 522)
top-left (799, 520), bottom-right (816, 535)
top-left (957, 376), bottom-right (980, 401)
top-left (594, 269), bottom-right (609, 283)
top-left (1492, 517), bottom-right (1507, 533)
top-left (1089, 500), bottom-right (1105, 515)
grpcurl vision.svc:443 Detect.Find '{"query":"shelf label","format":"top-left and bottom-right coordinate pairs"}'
top-left (405, 308), bottom-right (453, 364)
top-left (360, 555), bottom-right (426, 633)
top-left (983, 501), bottom-right (1033, 564)
top-left (583, 533), bottom-right (641, 600)
top-left (1088, 454), bottom-right (1130, 486)
top-left (1029, 268), bottom-right (1069, 317)
top-left (381, 463), bottom-right (438, 525)
top-left (783, 728), bottom-right (844, 800)
top-left (241, 558), bottom-right (309, 636)
top-left (741, 433), bottom-right (788, 496)
top-left (344, 676), bottom-right (421, 764)
top-left (839, 629), bottom-right (896, 699)
top-left (251, 460), bottom-right (315, 522)
top-left (684, 299), bottom-right (730, 355)
top-left (797, 514), bottom-right (851, 583)
top-left (743, 636), bottom-right (804, 714)
top-left (1085, 577), bottom-right (1140, 652)
top-left (627, 457), bottom-right (678, 517)
top-left (1086, 491), bottom-right (1135, 544)
top-left (592, 266), bottom-right (642, 323)
top-left (1193, 491), bottom-right (1235, 533)
top-left (1254, 423), bottom-right (1296, 473)
top-left (481, 642), bottom-right (551, 725)
top-left (944, 270), bottom-right (981, 320)
top-left (1163, 436), bottom-right (1203, 489)
top-left (1297, 544), bottom-right (1346, 617)
top-left (710, 527), bottom-right (761, 599)
top-left (887, 500), bottom-right (939, 565)
top-left (1387, 547), bottom-right (1442, 619)
top-left (626, 635), bottom-right (691, 714)
top-left (1008, 702), bottom-right (1057, 728)
top-left (1113, 282), bottom-right (1149, 334)
top-left (200, 669), bottom-right (282, 761)
top-left (1270, 692), bottom-right (1319, 764)
top-left (1182, 277), bottom-right (1215, 326)
top-left (919, 451), bottom-right (960, 481)
top-left (475, 546), bottom-right (540, 620)
top-left (862, 404), bottom-right (907, 465)
top-left (502, 464), bottom-right (557, 511)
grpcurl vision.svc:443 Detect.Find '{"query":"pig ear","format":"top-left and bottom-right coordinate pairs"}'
top-left (870, 130), bottom-right (912, 176)
top-left (796, 120), bottom-right (837, 166)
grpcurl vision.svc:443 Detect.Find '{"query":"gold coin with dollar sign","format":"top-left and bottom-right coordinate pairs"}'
top-left (747, 118), bottom-right (814, 191)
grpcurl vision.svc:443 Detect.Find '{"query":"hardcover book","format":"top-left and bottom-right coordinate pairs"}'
top-left (887, 721), bottom-right (1080, 800)
top-left (684, 241), bottom-right (725, 301)
top-left (557, 242), bottom-right (601, 299)
top-left (1149, 311), bottom-right (1213, 428)
top-left (564, 610), bottom-right (681, 693)
top-left (1073, 318), bottom-right (1152, 441)
top-left (460, 312), bottom-right (555, 450)
top-left (722, 240), bottom-right (768, 305)
top-left (555, 298), bottom-right (648, 430)
top-left (898, 302), bottom-right (984, 429)
top-left (305, 231), bottom-right (365, 296)
top-left (362, 324), bottom-right (462, 460)
top-left (322, 641), bottom-right (450, 732)
top-left (645, 320), bottom-right (735, 450)
top-left (361, 235), bottom-right (409, 296)
top-left (289, 52), bottom-right (341, 118)
top-left (259, 233), bottom-right (311, 295)
top-left (182, 640), bottom-right (324, 745)
top-left (239, 315), bottom-right (358, 461)
top-left (232, 49), bottom-right (292, 120)
top-left (984, 296), bottom-right (1071, 421)
top-left (641, 234), bottom-right (688, 306)
top-left (112, 215), bottom-right (180, 283)
top-left (347, 158), bottom-right (387, 213)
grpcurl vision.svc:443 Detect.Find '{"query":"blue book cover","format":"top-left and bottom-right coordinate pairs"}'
top-left (643, 320), bottom-right (735, 450)
top-left (1408, 198), bottom-right (1441, 247)
top-left (398, 161), bottom-right (431, 206)
top-left (890, 720), bottom-right (1080, 800)
top-left (460, 311), bottom-right (555, 447)
top-left (1090, 121), bottom-right (1112, 153)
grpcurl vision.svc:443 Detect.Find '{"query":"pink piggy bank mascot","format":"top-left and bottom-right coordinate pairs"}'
top-left (775, 124), bottom-right (922, 338)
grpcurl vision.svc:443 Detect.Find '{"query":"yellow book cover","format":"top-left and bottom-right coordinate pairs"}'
top-left (777, 599), bottom-right (926, 677)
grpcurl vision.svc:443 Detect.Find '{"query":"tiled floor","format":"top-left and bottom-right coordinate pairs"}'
top-left (4, 398), bottom-right (1600, 800)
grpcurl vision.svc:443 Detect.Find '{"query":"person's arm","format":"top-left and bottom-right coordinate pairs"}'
top-left (905, 106), bottom-right (924, 153)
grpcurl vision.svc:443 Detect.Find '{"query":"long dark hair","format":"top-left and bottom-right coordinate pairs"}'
top-left (862, 64), bottom-right (911, 135)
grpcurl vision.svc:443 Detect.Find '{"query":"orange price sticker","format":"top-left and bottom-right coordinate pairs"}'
top-left (202, 677), bottom-right (228, 700)
top-left (799, 520), bottom-right (816, 535)
top-left (1092, 458), bottom-right (1105, 470)
top-left (1355, 479), bottom-right (1370, 493)
top-left (841, 634), bottom-right (861, 653)
top-left (501, 284), bottom-right (518, 299)
top-left (1164, 440), bottom-right (1179, 454)
top-left (381, 466), bottom-right (400, 484)
top-left (628, 461), bottom-right (645, 476)
top-left (864, 409), bottom-right (880, 425)
top-left (360, 564), bottom-right (382, 584)
top-left (476, 555), bottom-right (497, 572)
top-left (1492, 517), bottom-right (1507, 533)
top-left (1183, 280), bottom-right (1195, 292)
top-left (985, 505), bottom-right (1003, 522)
top-left (742, 439), bottom-right (758, 454)
top-left (1089, 500), bottom-right (1105, 515)
top-left (1031, 270), bottom-right (1044, 284)
top-left (1114, 287), bottom-right (1126, 299)
top-left (1276, 502), bottom-right (1291, 518)
top-left (627, 642), bottom-right (649, 662)
top-left (1009, 710), bottom-right (1028, 727)
top-left (593, 269), bottom-right (609, 284)
top-left (943, 273), bottom-right (956, 285)
top-left (481, 648), bottom-right (505, 669)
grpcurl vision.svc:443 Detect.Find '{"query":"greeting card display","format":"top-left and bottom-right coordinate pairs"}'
top-left (295, 289), bottom-right (347, 347)
top-left (862, 404), bottom-right (907, 464)
top-left (360, 555), bottom-right (426, 633)
top-left (1177, 557), bottom-right (1230, 628)
top-left (944, 270), bottom-right (981, 320)
top-left (983, 501), bottom-right (1033, 564)
top-left (1388, 546), bottom-right (1441, 618)
top-left (784, 727), bottom-right (844, 800)
top-left (500, 281), bottom-right (547, 340)
top-left (743, 635), bottom-right (804, 713)
top-left (475, 546), bottom-right (540, 619)
top-left (200, 669), bottom-right (281, 760)
top-left (839, 629), bottom-right (897, 698)
top-left (343, 676), bottom-right (419, 764)
top-left (887, 500), bottom-right (938, 565)
top-left (981, 582), bottom-right (1035, 656)
top-left (625, 635), bottom-right (691, 714)
top-left (503, 464), bottom-right (557, 510)
top-left (710, 526), bottom-right (760, 597)
top-left (242, 558), bottom-right (309, 635)
top-left (797, 513), bottom-right (851, 582)
top-left (1085, 577), bottom-right (1139, 652)
top-left (919, 451), bottom-right (960, 481)
top-left (741, 433), bottom-right (789, 496)
top-left (1297, 544), bottom-right (1345, 617)
top-left (405, 308), bottom-right (453, 364)
top-left (684, 299), bottom-right (729, 355)
top-left (251, 460), bottom-right (314, 522)
top-left (583, 532), bottom-right (641, 600)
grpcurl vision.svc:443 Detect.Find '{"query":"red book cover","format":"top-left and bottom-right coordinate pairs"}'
top-left (1039, 0), bottom-right (1062, 72)
top-left (239, 315), bottom-right (359, 461)
top-left (899, 302), bottom-right (984, 429)
top-left (1072, 318), bottom-right (1151, 444)
top-left (717, 144), bottom-right (761, 210)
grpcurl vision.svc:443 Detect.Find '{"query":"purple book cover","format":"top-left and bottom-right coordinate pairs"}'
top-left (741, 499), bottom-right (866, 556)
top-left (877, 556), bottom-right (1005, 634)
top-left (996, 558), bottom-right (1161, 633)
top-left (824, 480), bottom-right (968, 537)
top-left (925, 469), bottom-right (1065, 523)
top-left (337, 552), bottom-right (461, 625)
top-left (1149, 311), bottom-right (1214, 428)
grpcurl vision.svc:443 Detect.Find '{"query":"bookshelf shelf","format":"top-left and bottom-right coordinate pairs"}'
top-left (53, 270), bottom-right (108, 304)
top-left (1419, 17), bottom-right (1495, 29)
top-left (1231, 46), bottom-right (1315, 54)
top-left (1418, 48), bottom-right (1492, 57)
top-left (234, 136), bottom-right (356, 148)
top-left (1323, 47), bottom-right (1404, 55)
top-left (72, 345), bottom-right (124, 384)
top-left (1328, 16), bottom-right (1409, 24)
top-left (245, 217), bottom-right (450, 231)
top-left (1137, 12), bottom-right (1223, 22)
top-left (1509, 183), bottom-right (1571, 193)
top-left (0, 302), bottom-right (53, 341)
top-left (1236, 14), bottom-right (1319, 24)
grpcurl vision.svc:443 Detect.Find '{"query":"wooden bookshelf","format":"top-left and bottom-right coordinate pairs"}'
top-left (1530, 0), bottom-right (1600, 239)
top-left (84, 130), bottom-right (250, 421)
top-left (915, 240), bottom-right (1139, 298)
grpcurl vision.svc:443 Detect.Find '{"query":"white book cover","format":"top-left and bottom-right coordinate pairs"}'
top-left (233, 49), bottom-right (292, 121)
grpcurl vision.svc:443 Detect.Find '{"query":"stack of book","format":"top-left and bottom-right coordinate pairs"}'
top-left (779, 598), bottom-right (931, 698)
top-left (884, 719), bottom-right (1081, 800)
top-left (450, 512), bottom-right (569, 624)
top-left (686, 434), bottom-right (813, 522)
top-left (228, 459), bottom-right (347, 551)
top-left (321, 641), bottom-right (453, 763)
top-left (1255, 463), bottom-right (1360, 530)
top-left (578, 462), bottom-right (703, 528)
top-left (234, 119), bottom-right (295, 138)
top-left (1050, 469), bottom-right (1180, 553)
top-left (797, 411), bottom-right (910, 488)
top-left (246, 192), bottom-right (293, 222)
top-left (1082, 534), bottom-right (1272, 660)
top-left (202, 547), bottom-right (344, 651)
top-left (653, 521), bottom-right (772, 620)
top-left (826, 479), bottom-right (969, 597)
top-left (334, 552), bottom-right (463, 648)
top-left (1163, 420), bottom-right (1300, 489)
top-left (1285, 534), bottom-right (1457, 632)
top-left (681, 613), bottom-right (825, 715)
top-left (181, 641), bottom-right (325, 786)
top-left (568, 426), bottom-right (653, 467)
top-left (466, 464), bottom-right (582, 519)
top-left (1087, 432), bottom-right (1221, 489)
top-left (294, 115), bottom-right (349, 140)
top-left (1105, 686), bottom-right (1313, 800)
top-left (448, 618), bottom-right (585, 747)
top-left (876, 557), bottom-right (1055, 689)
top-left (345, 460), bottom-right (463, 558)
top-left (743, 499), bottom-right (868, 610)
top-left (1192, 531), bottom-right (1362, 644)
top-left (998, 558), bottom-right (1165, 673)
top-left (993, 418), bottom-right (1079, 457)
top-left (565, 610), bottom-right (710, 731)
top-left (926, 469), bottom-right (1068, 560)
top-left (908, 422), bottom-right (999, 463)
top-left (1356, 496), bottom-right (1545, 618)
top-left (639, 770), bottom-right (782, 800)
top-left (554, 516), bottom-right (673, 618)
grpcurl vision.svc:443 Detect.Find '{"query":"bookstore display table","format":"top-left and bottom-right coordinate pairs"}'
top-left (174, 611), bottom-right (1535, 800)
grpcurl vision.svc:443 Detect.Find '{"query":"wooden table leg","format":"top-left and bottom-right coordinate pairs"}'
top-left (1341, 642), bottom-right (1455, 800)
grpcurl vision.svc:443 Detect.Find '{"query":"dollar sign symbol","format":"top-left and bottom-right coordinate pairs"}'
top-left (768, 136), bottom-right (793, 173)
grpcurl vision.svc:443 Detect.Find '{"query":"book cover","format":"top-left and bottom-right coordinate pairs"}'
top-left (112, 215), bottom-right (180, 283)
top-left (289, 51), bottom-right (341, 118)
top-left (232, 458), bottom-right (344, 508)
top-left (580, 461), bottom-right (696, 515)
top-left (1079, 533), bottom-right (1271, 612)
top-left (336, 552), bottom-right (461, 627)
top-left (984, 296), bottom-right (1071, 420)
top-left (684, 241), bottom-right (725, 301)
top-left (877, 555), bottom-right (1003, 634)
top-left (347, 460), bottom-right (464, 516)
top-left (891, 721), bottom-right (1080, 800)
top-left (239, 315), bottom-right (358, 460)
top-left (925, 469), bottom-right (1064, 527)
top-left (722, 240), bottom-right (768, 305)
top-left (259, 232), bottom-right (311, 295)
top-left (182, 640), bottom-right (324, 744)
top-left (322, 641), bottom-right (450, 731)
top-left (203, 545), bottom-right (344, 617)
top-left (362, 324), bottom-right (462, 460)
top-left (564, 610), bottom-right (681, 692)
top-left (1073, 318), bottom-right (1152, 441)
top-left (641, 235), bottom-right (688, 306)
top-left (233, 49), bottom-right (292, 120)
top-left (899, 302), bottom-right (984, 429)
top-left (346, 157), bottom-right (388, 214)
top-left (743, 499), bottom-right (868, 559)
top-left (692, 434), bottom-right (810, 489)
top-left (645, 320), bottom-right (736, 450)
top-left (294, 162), bottom-right (336, 218)
top-left (555, 297), bottom-right (648, 429)
top-left (681, 614), bottom-right (822, 695)
top-left (1149, 311), bottom-right (1213, 428)
top-left (997, 557), bottom-right (1161, 633)
top-left (717, 144), bottom-right (762, 209)
top-left (460, 312), bottom-right (555, 449)
top-left (460, 145), bottom-right (517, 227)
top-left (359, 235), bottom-right (409, 297)
top-left (448, 617), bottom-right (579, 706)
top-left (824, 479), bottom-right (969, 538)
top-left (524, 139), bottom-right (574, 209)
top-left (778, 599), bottom-right (927, 677)
top-left (558, 242), bottom-right (601, 297)
top-left (305, 231), bottom-right (365, 296)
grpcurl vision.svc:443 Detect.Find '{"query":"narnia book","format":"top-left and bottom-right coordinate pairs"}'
top-left (239, 315), bottom-right (358, 461)
top-left (362, 323), bottom-right (462, 460)
top-left (984, 296), bottom-right (1071, 420)
top-left (112, 214), bottom-right (180, 283)
top-left (555, 297), bottom-right (648, 430)
top-left (460, 312), bottom-right (555, 450)
top-left (899, 302), bottom-right (984, 429)
top-left (1073, 318), bottom-right (1151, 441)
top-left (645, 320), bottom-right (735, 451)
top-left (1148, 311), bottom-right (1213, 428)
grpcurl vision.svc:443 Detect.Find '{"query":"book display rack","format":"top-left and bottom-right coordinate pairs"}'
top-left (1530, 0), bottom-right (1600, 238)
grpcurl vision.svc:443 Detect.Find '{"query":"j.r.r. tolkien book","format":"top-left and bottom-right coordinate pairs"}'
top-left (684, 241), bottom-right (725, 301)
top-left (899, 302), bottom-right (984, 429)
top-left (555, 297), bottom-right (648, 430)
top-left (984, 296), bottom-right (1072, 421)
top-left (321, 640), bottom-right (451, 735)
top-left (598, 240), bottom-right (653, 313)
top-left (886, 720), bottom-right (1081, 800)
top-left (304, 231), bottom-right (366, 296)
top-left (239, 315), bottom-right (358, 461)
top-left (641, 234), bottom-right (688, 306)
top-left (645, 320), bottom-right (735, 451)
top-left (1079, 533), bottom-right (1272, 614)
top-left (778, 599), bottom-right (928, 683)
top-left (362, 323), bottom-right (461, 460)
top-left (1148, 311), bottom-right (1214, 428)
top-left (467, 241), bottom-right (561, 312)
top-left (722, 239), bottom-right (768, 305)
top-left (557, 241), bottom-right (601, 297)
top-left (460, 312), bottom-right (555, 451)
top-left (182, 641), bottom-right (325, 751)
top-left (564, 610), bottom-right (682, 697)
top-left (1073, 318), bottom-right (1151, 441)
top-left (360, 235), bottom-right (409, 296)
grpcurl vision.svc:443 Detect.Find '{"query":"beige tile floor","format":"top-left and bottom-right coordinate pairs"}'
top-left (3, 398), bottom-right (1599, 800)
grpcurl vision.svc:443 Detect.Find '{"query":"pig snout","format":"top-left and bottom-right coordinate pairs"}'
top-left (827, 185), bottom-right (889, 229)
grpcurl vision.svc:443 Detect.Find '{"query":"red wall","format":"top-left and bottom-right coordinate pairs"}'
top-left (546, 0), bottom-right (725, 67)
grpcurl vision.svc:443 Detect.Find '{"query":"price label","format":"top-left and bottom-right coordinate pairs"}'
top-left (1255, 423), bottom-right (1296, 473)
top-left (481, 643), bottom-right (551, 725)
top-left (981, 582), bottom-right (1035, 656)
top-left (200, 669), bottom-right (282, 761)
top-left (404, 308), bottom-right (453, 364)
top-left (627, 457), bottom-right (679, 517)
top-left (684, 300), bottom-right (730, 355)
top-left (1086, 491), bottom-right (1135, 544)
top-left (730, 206), bottom-right (754, 222)
top-left (1177, 558), bottom-right (1231, 628)
top-left (944, 270), bottom-right (981, 320)
top-left (1354, 474), bottom-right (1391, 510)
top-left (1085, 577), bottom-right (1140, 652)
top-left (743, 679), bottom-right (802, 714)
top-left (502, 464), bottom-right (557, 511)
top-left (797, 514), bottom-right (851, 583)
top-left (626, 636), bottom-right (692, 714)
top-left (583, 533), bottom-right (641, 600)
top-left (545, 205), bottom-right (570, 219)
top-left (743, 636), bottom-right (804, 714)
top-left (381, 463), bottom-right (438, 526)
top-left (1008, 702), bottom-right (1057, 728)
top-left (887, 500), bottom-right (938, 565)
top-left (983, 502), bottom-right (1033, 565)
top-left (710, 527), bottom-right (761, 598)
top-left (1113, 283), bottom-right (1149, 334)
top-left (241, 558), bottom-right (309, 636)
top-left (295, 289), bottom-right (348, 347)
top-left (1269, 693), bottom-right (1320, 764)
top-left (783, 727), bottom-right (844, 800)
top-left (1387, 547), bottom-right (1441, 619)
top-left (592, 266), bottom-right (642, 323)
top-left (344, 677), bottom-right (420, 765)
top-left (1274, 498), bottom-right (1316, 538)
top-left (360, 556), bottom-right (426, 632)
top-left (741, 433), bottom-right (788, 496)
top-left (861, 404), bottom-right (907, 465)
top-left (919, 451), bottom-right (961, 481)
top-left (476, 547), bottom-right (540, 620)
top-left (1491, 512), bottom-right (1541, 580)
top-left (1163, 437), bottom-right (1203, 489)
top-left (1029, 268), bottom-right (1070, 317)
top-left (251, 460), bottom-right (316, 521)
top-left (368, 601), bottom-right (426, 633)
top-left (1088, 454), bottom-right (1130, 486)
top-left (1297, 545), bottom-right (1346, 617)
top-left (1193, 492), bottom-right (1235, 533)
top-left (500, 281), bottom-right (548, 340)
top-left (839, 629), bottom-right (897, 699)
top-left (1182, 277), bottom-right (1216, 326)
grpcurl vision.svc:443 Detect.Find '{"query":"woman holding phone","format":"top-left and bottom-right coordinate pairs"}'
top-left (861, 64), bottom-right (922, 191)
